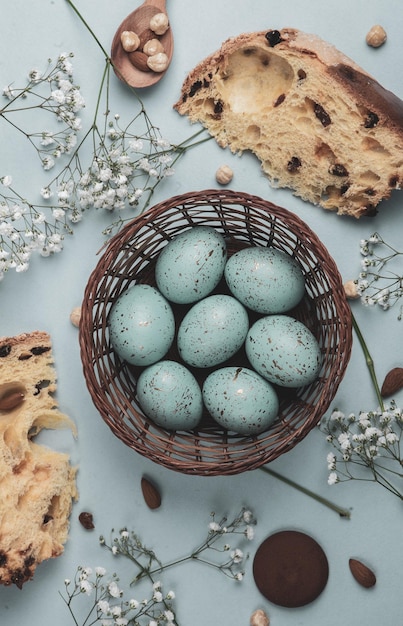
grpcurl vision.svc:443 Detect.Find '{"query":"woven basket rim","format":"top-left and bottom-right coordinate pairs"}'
top-left (79, 189), bottom-right (352, 476)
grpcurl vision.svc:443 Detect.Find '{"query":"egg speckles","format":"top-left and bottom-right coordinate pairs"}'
top-left (246, 315), bottom-right (322, 387)
top-left (202, 367), bottom-right (279, 435)
top-left (177, 294), bottom-right (249, 368)
top-left (137, 361), bottom-right (203, 430)
top-left (224, 246), bottom-right (306, 314)
top-left (108, 284), bottom-right (175, 366)
top-left (155, 225), bottom-right (227, 304)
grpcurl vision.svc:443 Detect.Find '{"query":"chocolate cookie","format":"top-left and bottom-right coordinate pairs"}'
top-left (253, 530), bottom-right (329, 607)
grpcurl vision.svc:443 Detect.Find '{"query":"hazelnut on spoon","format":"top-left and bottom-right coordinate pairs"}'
top-left (111, 0), bottom-right (173, 88)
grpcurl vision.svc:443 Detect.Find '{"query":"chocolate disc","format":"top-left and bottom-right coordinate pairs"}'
top-left (253, 530), bottom-right (329, 607)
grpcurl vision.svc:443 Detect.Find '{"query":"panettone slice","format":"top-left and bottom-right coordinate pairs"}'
top-left (0, 331), bottom-right (77, 588)
top-left (174, 29), bottom-right (403, 217)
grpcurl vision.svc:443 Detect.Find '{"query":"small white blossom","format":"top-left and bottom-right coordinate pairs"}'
top-left (1, 175), bottom-right (12, 187)
top-left (245, 525), bottom-right (255, 540)
top-left (328, 472), bottom-right (339, 485)
top-left (97, 599), bottom-right (110, 614)
top-left (80, 579), bottom-right (93, 595)
top-left (108, 581), bottom-right (121, 598)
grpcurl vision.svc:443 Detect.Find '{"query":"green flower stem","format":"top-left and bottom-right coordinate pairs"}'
top-left (259, 466), bottom-right (351, 519)
top-left (351, 311), bottom-right (385, 411)
top-left (65, 0), bottom-right (109, 60)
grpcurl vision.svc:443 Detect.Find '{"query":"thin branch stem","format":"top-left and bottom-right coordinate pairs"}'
top-left (351, 311), bottom-right (384, 410)
top-left (259, 466), bottom-right (351, 519)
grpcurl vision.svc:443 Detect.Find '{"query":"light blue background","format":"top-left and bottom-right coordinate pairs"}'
top-left (1, 1), bottom-right (403, 624)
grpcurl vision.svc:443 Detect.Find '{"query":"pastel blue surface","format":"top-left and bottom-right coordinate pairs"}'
top-left (1, 1), bottom-right (403, 625)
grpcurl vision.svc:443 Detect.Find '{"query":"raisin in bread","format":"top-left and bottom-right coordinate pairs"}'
top-left (174, 29), bottom-right (403, 217)
top-left (0, 332), bottom-right (77, 588)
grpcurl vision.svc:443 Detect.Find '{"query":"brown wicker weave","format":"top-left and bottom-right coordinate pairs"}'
top-left (79, 190), bottom-right (352, 475)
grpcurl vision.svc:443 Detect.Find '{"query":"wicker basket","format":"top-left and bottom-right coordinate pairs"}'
top-left (79, 190), bottom-right (352, 476)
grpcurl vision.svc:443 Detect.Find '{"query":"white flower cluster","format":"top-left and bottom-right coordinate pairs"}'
top-left (0, 49), bottom-right (201, 282)
top-left (62, 566), bottom-right (176, 626)
top-left (354, 233), bottom-right (403, 318)
top-left (322, 402), bottom-right (403, 499)
top-left (0, 53), bottom-right (85, 279)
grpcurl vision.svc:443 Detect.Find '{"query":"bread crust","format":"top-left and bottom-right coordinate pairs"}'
top-left (0, 332), bottom-right (77, 587)
top-left (174, 29), bottom-right (403, 217)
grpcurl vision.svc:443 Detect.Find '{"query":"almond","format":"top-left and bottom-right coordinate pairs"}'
top-left (141, 476), bottom-right (161, 509)
top-left (0, 390), bottom-right (25, 411)
top-left (381, 367), bottom-right (403, 397)
top-left (349, 558), bottom-right (376, 588)
top-left (138, 27), bottom-right (156, 50)
top-left (128, 50), bottom-right (152, 72)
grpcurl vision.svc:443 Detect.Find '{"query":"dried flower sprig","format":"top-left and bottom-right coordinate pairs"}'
top-left (353, 232), bottom-right (403, 319)
top-left (322, 311), bottom-right (403, 500)
top-left (322, 402), bottom-right (403, 499)
top-left (60, 566), bottom-right (177, 626)
top-left (0, 1), bottom-right (208, 281)
top-left (100, 508), bottom-right (256, 586)
top-left (61, 508), bottom-right (255, 626)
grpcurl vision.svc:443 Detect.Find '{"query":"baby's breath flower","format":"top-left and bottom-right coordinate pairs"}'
top-left (1, 175), bottom-right (12, 187)
top-left (328, 472), bottom-right (339, 485)
top-left (108, 581), bottom-right (121, 598)
top-left (0, 43), bottom-right (207, 282)
top-left (80, 579), bottom-right (93, 595)
top-left (351, 233), bottom-right (403, 319)
top-left (322, 399), bottom-right (403, 500)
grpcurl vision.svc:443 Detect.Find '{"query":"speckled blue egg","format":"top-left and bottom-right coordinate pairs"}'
top-left (245, 315), bottom-right (322, 388)
top-left (202, 367), bottom-right (279, 435)
top-left (224, 246), bottom-right (306, 314)
top-left (155, 225), bottom-right (227, 304)
top-left (136, 360), bottom-right (203, 430)
top-left (108, 284), bottom-right (175, 366)
top-left (177, 294), bottom-right (249, 368)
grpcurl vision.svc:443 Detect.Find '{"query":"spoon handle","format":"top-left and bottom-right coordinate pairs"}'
top-left (144, 0), bottom-right (167, 11)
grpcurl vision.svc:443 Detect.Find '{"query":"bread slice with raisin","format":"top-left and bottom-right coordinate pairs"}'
top-left (0, 331), bottom-right (77, 588)
top-left (174, 29), bottom-right (403, 217)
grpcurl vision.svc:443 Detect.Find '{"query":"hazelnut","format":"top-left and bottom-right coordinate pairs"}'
top-left (343, 280), bottom-right (360, 299)
top-left (70, 306), bottom-right (81, 327)
top-left (120, 30), bottom-right (140, 52)
top-left (147, 52), bottom-right (169, 73)
top-left (250, 609), bottom-right (270, 626)
top-left (143, 38), bottom-right (165, 56)
top-left (215, 164), bottom-right (234, 185)
top-left (149, 12), bottom-right (169, 35)
top-left (366, 25), bottom-right (387, 48)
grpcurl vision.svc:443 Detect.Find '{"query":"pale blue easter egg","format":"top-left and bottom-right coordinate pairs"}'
top-left (202, 366), bottom-right (279, 435)
top-left (108, 284), bottom-right (175, 366)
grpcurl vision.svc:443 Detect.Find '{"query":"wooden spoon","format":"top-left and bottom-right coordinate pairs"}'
top-left (111, 0), bottom-right (173, 89)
